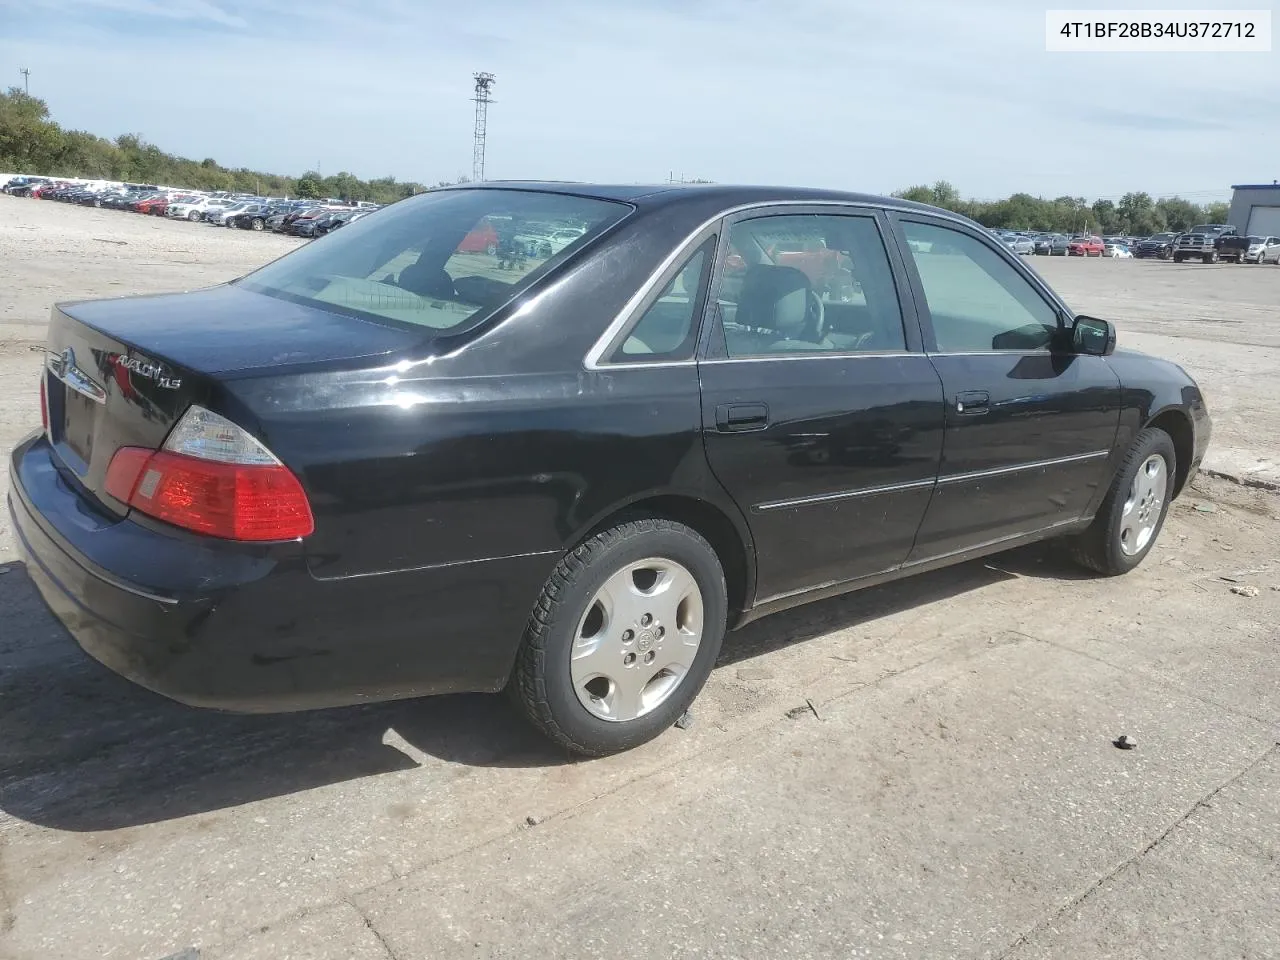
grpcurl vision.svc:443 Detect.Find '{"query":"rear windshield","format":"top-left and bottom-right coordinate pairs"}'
top-left (239, 189), bottom-right (631, 332)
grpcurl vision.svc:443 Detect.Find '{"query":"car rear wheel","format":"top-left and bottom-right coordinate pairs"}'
top-left (187, 210), bottom-right (200, 221)
top-left (1066, 427), bottom-right (1176, 576)
top-left (251, 218), bottom-right (264, 231)
top-left (509, 518), bottom-right (727, 756)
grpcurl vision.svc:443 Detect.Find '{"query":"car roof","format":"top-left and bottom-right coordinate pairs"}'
top-left (455, 180), bottom-right (977, 224)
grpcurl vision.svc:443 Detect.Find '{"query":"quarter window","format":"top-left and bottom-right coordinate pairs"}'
top-left (901, 221), bottom-right (1060, 352)
top-left (612, 240), bottom-right (713, 360)
top-left (716, 214), bottom-right (906, 358)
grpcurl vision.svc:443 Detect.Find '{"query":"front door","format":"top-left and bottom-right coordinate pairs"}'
top-left (698, 209), bottom-right (945, 604)
top-left (889, 215), bottom-right (1122, 562)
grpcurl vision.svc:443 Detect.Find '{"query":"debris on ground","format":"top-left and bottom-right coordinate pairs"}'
top-left (736, 666), bottom-right (774, 681)
top-left (1193, 502), bottom-right (1218, 513)
top-left (1113, 734), bottom-right (1137, 750)
top-left (674, 710), bottom-right (694, 730)
top-left (1230, 585), bottom-right (1261, 598)
top-left (524, 815), bottom-right (542, 827)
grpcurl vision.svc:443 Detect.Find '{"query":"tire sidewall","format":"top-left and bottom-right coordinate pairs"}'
top-left (1099, 430), bottom-right (1177, 573)
top-left (537, 523), bottom-right (727, 753)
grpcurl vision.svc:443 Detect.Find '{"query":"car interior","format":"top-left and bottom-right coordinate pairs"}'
top-left (715, 217), bottom-right (907, 357)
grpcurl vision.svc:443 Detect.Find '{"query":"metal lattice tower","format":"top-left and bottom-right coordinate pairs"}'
top-left (19, 67), bottom-right (30, 96)
top-left (471, 72), bottom-right (496, 182)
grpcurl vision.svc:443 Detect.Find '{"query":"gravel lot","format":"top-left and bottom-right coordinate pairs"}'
top-left (1, 196), bottom-right (1278, 960)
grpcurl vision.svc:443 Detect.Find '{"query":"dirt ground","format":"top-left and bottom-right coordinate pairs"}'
top-left (1, 196), bottom-right (1278, 960)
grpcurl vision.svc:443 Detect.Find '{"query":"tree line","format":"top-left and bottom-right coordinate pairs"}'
top-left (893, 181), bottom-right (1230, 236)
top-left (3, 88), bottom-right (1233, 228)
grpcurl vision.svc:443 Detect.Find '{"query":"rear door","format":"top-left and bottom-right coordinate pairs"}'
top-left (887, 213), bottom-right (1121, 562)
top-left (697, 207), bottom-right (944, 604)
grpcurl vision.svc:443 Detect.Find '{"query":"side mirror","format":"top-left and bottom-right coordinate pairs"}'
top-left (1071, 315), bottom-right (1116, 356)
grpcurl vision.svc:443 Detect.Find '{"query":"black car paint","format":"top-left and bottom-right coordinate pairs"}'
top-left (8, 183), bottom-right (1211, 713)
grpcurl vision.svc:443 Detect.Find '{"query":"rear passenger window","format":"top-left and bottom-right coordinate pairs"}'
top-left (612, 239), bottom-right (712, 361)
top-left (715, 214), bottom-right (906, 358)
top-left (900, 221), bottom-right (1060, 353)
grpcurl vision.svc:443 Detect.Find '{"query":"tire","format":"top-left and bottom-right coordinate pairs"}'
top-left (1206, 251), bottom-right (1218, 264)
top-left (251, 218), bottom-right (264, 231)
top-left (1173, 254), bottom-right (1184, 263)
top-left (1066, 428), bottom-right (1176, 576)
top-left (187, 210), bottom-right (200, 221)
top-left (485, 242), bottom-right (498, 256)
top-left (509, 518), bottom-right (728, 756)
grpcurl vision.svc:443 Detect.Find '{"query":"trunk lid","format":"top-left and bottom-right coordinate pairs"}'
top-left (43, 285), bottom-right (422, 516)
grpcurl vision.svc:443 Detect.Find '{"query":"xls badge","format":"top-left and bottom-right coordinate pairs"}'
top-left (109, 352), bottom-right (183, 389)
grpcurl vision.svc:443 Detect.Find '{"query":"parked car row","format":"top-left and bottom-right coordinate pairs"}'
top-left (2, 175), bottom-right (379, 238)
top-left (991, 223), bottom-right (1280, 265)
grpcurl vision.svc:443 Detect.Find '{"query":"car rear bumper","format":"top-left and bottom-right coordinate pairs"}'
top-left (9, 432), bottom-right (551, 713)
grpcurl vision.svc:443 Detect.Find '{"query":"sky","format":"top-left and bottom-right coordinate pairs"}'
top-left (1, 0), bottom-right (1276, 201)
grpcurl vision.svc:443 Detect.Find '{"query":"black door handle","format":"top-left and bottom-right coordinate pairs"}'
top-left (716, 402), bottom-right (770, 432)
top-left (954, 391), bottom-right (990, 416)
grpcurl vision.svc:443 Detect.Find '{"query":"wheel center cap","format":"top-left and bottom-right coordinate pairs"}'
top-left (636, 629), bottom-right (655, 652)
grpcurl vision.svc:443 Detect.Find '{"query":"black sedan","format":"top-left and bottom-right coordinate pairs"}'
top-left (8, 183), bottom-right (1212, 756)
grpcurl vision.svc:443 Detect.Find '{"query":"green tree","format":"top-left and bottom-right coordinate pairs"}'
top-left (1155, 197), bottom-right (1200, 231)
top-left (1091, 199), bottom-right (1119, 234)
top-left (1203, 201), bottom-right (1230, 224)
top-left (892, 184), bottom-right (934, 204)
top-left (1117, 192), bottom-right (1165, 233)
top-left (294, 174), bottom-right (322, 199)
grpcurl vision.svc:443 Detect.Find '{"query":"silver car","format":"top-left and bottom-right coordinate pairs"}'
top-left (1248, 236), bottom-right (1280, 264)
top-left (1004, 234), bottom-right (1035, 255)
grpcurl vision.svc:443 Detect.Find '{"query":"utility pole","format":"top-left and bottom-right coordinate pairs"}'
top-left (472, 72), bottom-right (496, 182)
top-left (19, 67), bottom-right (30, 96)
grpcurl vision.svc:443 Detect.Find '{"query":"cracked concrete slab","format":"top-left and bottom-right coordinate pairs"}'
top-left (202, 902), bottom-right (396, 960)
top-left (1008, 751), bottom-right (1280, 960)
top-left (351, 641), bottom-right (1274, 960)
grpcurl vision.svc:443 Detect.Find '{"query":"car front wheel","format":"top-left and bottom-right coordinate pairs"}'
top-left (1067, 427), bottom-right (1176, 576)
top-left (509, 518), bottom-right (727, 756)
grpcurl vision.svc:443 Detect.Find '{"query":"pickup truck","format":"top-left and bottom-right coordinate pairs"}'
top-left (1173, 225), bottom-right (1237, 263)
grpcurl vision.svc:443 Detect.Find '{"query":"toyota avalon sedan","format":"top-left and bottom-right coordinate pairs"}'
top-left (8, 183), bottom-right (1211, 756)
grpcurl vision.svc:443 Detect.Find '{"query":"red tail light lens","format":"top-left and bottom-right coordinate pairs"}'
top-left (104, 405), bottom-right (314, 541)
top-left (106, 449), bottom-right (314, 540)
top-left (39, 375), bottom-right (48, 433)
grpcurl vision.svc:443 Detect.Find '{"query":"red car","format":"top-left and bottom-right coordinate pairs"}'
top-left (147, 194), bottom-right (197, 217)
top-left (132, 194), bottom-right (165, 214)
top-left (1068, 235), bottom-right (1104, 257)
top-left (457, 220), bottom-right (500, 254)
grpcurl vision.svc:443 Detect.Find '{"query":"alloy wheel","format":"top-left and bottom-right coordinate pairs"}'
top-left (571, 558), bottom-right (704, 722)
top-left (1119, 454), bottom-right (1166, 556)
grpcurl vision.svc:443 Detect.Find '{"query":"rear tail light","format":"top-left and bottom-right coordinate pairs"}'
top-left (39, 374), bottom-right (48, 433)
top-left (104, 405), bottom-right (313, 541)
